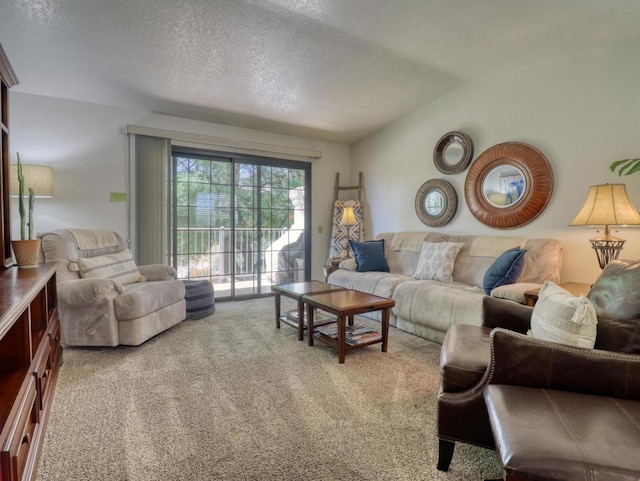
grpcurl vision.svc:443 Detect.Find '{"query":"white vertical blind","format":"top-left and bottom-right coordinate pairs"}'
top-left (130, 134), bottom-right (171, 265)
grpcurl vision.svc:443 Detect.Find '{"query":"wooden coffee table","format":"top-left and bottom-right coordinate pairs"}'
top-left (272, 281), bottom-right (346, 341)
top-left (303, 290), bottom-right (395, 363)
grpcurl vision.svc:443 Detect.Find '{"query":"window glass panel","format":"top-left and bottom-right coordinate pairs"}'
top-left (235, 163), bottom-right (256, 186)
top-left (172, 152), bottom-right (309, 300)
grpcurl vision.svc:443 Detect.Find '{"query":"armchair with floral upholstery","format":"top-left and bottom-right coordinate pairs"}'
top-left (39, 228), bottom-right (186, 347)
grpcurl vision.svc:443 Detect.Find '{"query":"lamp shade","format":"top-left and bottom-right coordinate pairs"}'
top-left (341, 206), bottom-right (357, 226)
top-left (570, 184), bottom-right (640, 227)
top-left (9, 164), bottom-right (54, 198)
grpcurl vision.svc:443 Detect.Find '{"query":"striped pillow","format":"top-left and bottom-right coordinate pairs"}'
top-left (74, 249), bottom-right (145, 285)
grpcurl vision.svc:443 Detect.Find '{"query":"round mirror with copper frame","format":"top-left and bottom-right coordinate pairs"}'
top-left (464, 142), bottom-right (553, 229)
top-left (434, 131), bottom-right (474, 174)
top-left (415, 179), bottom-right (458, 227)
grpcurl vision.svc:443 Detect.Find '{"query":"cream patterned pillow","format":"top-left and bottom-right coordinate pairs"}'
top-left (529, 281), bottom-right (597, 348)
top-left (413, 241), bottom-right (464, 282)
top-left (72, 249), bottom-right (145, 285)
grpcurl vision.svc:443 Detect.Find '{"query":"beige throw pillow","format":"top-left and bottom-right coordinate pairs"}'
top-left (72, 249), bottom-right (145, 285)
top-left (414, 241), bottom-right (464, 282)
top-left (529, 281), bottom-right (597, 348)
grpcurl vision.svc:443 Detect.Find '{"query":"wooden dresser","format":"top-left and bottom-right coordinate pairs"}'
top-left (0, 263), bottom-right (62, 481)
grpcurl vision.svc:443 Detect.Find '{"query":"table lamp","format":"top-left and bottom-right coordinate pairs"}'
top-left (570, 183), bottom-right (640, 268)
top-left (10, 164), bottom-right (55, 197)
top-left (341, 206), bottom-right (357, 226)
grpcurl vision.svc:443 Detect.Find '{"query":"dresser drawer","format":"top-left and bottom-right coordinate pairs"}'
top-left (0, 376), bottom-right (39, 481)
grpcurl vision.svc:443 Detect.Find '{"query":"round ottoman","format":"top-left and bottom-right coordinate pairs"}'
top-left (182, 280), bottom-right (215, 320)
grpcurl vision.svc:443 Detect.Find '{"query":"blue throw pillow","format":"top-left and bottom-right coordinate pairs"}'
top-left (349, 239), bottom-right (390, 273)
top-left (483, 247), bottom-right (527, 295)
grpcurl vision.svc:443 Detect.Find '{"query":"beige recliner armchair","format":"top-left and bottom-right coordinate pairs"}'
top-left (39, 228), bottom-right (186, 347)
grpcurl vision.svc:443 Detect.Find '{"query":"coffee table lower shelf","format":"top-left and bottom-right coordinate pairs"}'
top-left (312, 329), bottom-right (383, 349)
top-left (303, 290), bottom-right (394, 364)
top-left (278, 312), bottom-right (337, 331)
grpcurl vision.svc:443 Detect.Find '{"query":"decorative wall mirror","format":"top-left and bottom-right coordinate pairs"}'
top-left (415, 179), bottom-right (457, 227)
top-left (464, 142), bottom-right (553, 229)
top-left (434, 131), bottom-right (474, 174)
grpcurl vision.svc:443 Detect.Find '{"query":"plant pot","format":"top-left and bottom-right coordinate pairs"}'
top-left (11, 239), bottom-right (41, 269)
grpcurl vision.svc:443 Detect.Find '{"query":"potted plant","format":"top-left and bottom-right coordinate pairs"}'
top-left (11, 153), bottom-right (41, 268)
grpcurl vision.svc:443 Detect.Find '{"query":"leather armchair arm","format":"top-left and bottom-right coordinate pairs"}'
top-left (488, 328), bottom-right (640, 401)
top-left (57, 278), bottom-right (123, 306)
top-left (138, 264), bottom-right (177, 281)
top-left (481, 296), bottom-right (532, 333)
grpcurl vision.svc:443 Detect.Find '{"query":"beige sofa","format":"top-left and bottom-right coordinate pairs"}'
top-left (327, 231), bottom-right (562, 343)
top-left (39, 229), bottom-right (186, 347)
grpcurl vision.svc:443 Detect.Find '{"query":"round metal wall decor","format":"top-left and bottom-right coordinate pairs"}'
top-left (464, 142), bottom-right (553, 229)
top-left (434, 131), bottom-right (474, 174)
top-left (415, 179), bottom-right (458, 227)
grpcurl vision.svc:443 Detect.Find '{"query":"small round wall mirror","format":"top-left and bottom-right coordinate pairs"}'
top-left (464, 142), bottom-right (553, 229)
top-left (434, 131), bottom-right (474, 174)
top-left (415, 179), bottom-right (458, 227)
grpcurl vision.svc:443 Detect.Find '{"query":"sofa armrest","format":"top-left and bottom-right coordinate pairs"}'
top-left (58, 278), bottom-right (123, 306)
top-left (490, 282), bottom-right (542, 305)
top-left (138, 264), bottom-right (177, 281)
top-left (481, 296), bottom-right (532, 333)
top-left (338, 258), bottom-right (356, 271)
top-left (488, 328), bottom-right (640, 401)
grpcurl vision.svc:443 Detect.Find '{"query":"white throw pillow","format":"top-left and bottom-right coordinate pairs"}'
top-left (413, 241), bottom-right (464, 282)
top-left (529, 281), bottom-right (597, 348)
top-left (72, 249), bottom-right (145, 285)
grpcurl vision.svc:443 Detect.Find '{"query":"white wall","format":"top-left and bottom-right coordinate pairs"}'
top-left (9, 93), bottom-right (350, 280)
top-left (351, 41), bottom-right (640, 284)
top-left (13, 40), bottom-right (639, 284)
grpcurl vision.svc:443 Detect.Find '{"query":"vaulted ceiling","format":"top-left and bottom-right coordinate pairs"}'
top-left (3, 0), bottom-right (640, 143)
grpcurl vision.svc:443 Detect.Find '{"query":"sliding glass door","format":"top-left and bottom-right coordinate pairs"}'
top-left (172, 149), bottom-right (310, 300)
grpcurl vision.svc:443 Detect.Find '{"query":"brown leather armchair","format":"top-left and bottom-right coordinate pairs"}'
top-left (436, 259), bottom-right (640, 472)
top-left (484, 328), bottom-right (640, 480)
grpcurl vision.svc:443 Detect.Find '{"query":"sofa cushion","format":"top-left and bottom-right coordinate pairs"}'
top-left (115, 280), bottom-right (186, 321)
top-left (484, 385), bottom-right (640, 481)
top-left (328, 269), bottom-right (413, 301)
top-left (482, 247), bottom-right (527, 295)
top-left (394, 280), bottom-right (485, 343)
top-left (349, 239), bottom-right (389, 272)
top-left (72, 249), bottom-right (145, 285)
top-left (529, 281), bottom-right (597, 348)
top-left (414, 241), bottom-right (463, 282)
top-left (376, 231), bottom-right (450, 277)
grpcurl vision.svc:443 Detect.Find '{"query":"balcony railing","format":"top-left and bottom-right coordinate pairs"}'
top-left (174, 227), bottom-right (290, 279)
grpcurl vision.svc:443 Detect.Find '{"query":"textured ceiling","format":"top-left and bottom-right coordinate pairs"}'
top-left (3, 0), bottom-right (640, 143)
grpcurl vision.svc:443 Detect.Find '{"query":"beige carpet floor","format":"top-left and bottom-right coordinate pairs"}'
top-left (36, 297), bottom-right (501, 481)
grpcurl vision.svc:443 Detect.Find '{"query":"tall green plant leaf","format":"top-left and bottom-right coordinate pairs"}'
top-left (610, 158), bottom-right (640, 176)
